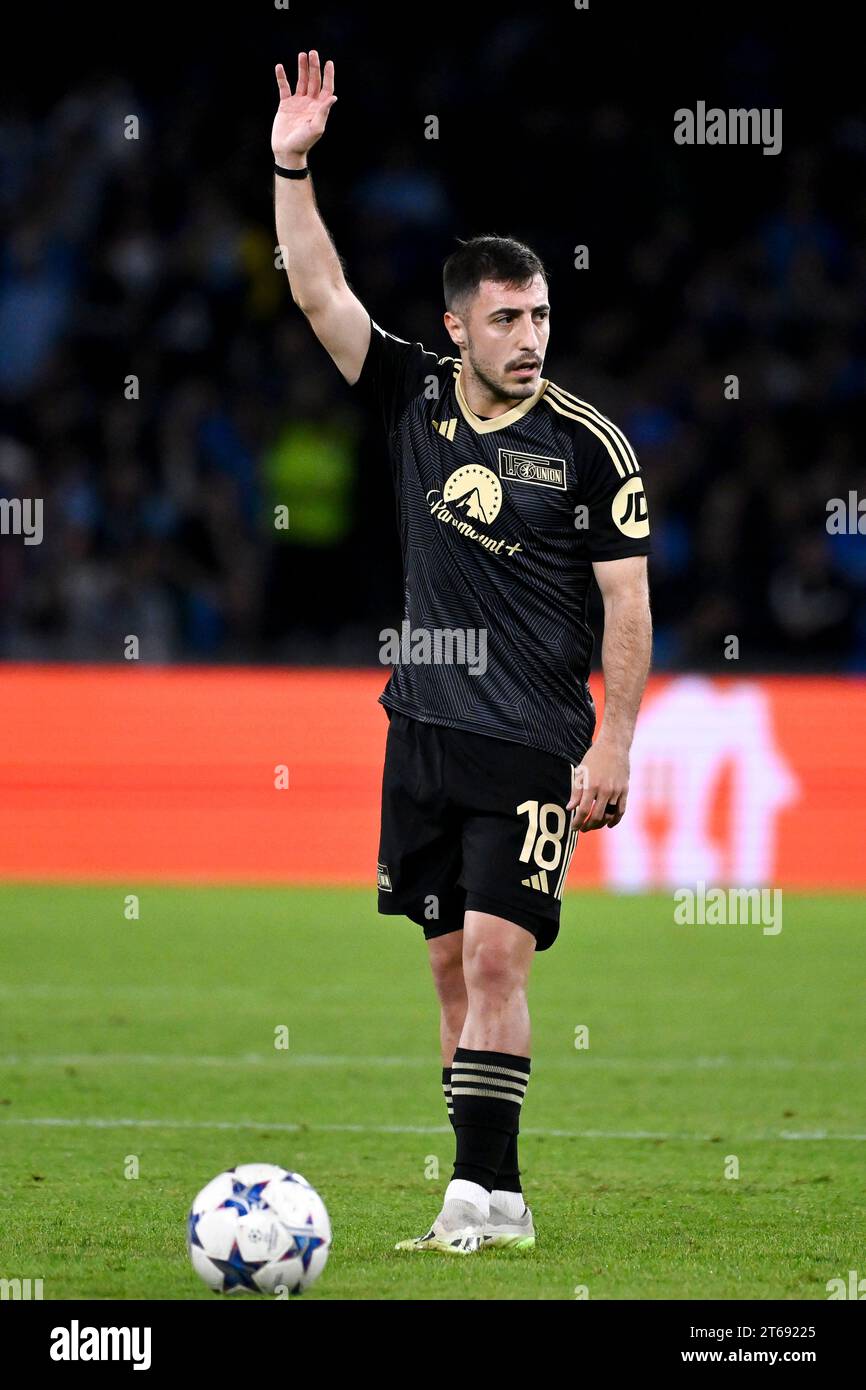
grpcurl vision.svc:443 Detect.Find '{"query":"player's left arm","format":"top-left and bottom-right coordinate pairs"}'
top-left (568, 555), bottom-right (652, 831)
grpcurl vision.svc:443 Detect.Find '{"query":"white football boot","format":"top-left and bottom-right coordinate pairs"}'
top-left (481, 1198), bottom-right (536, 1249)
top-left (394, 1198), bottom-right (486, 1254)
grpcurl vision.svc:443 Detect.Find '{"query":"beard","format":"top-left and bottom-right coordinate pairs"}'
top-left (465, 341), bottom-right (539, 403)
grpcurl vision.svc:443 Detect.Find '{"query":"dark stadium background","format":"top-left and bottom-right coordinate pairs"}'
top-left (1, 2), bottom-right (863, 672)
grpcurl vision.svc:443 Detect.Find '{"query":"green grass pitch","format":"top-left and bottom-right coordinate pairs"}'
top-left (0, 884), bottom-right (863, 1300)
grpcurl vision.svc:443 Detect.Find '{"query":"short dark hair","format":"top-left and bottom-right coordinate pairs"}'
top-left (443, 235), bottom-right (548, 315)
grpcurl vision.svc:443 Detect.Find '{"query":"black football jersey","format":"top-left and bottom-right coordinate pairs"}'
top-left (353, 314), bottom-right (651, 765)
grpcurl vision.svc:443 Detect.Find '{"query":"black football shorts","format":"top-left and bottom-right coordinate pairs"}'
top-left (376, 710), bottom-right (581, 951)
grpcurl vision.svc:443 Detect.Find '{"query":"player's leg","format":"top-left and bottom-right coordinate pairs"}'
top-left (448, 728), bottom-right (578, 1250)
top-left (438, 910), bottom-right (536, 1249)
top-left (391, 719), bottom-right (577, 1255)
top-left (394, 929), bottom-right (473, 1254)
top-left (429, 912), bottom-right (538, 1241)
top-left (378, 715), bottom-right (481, 1254)
top-left (458, 910), bottom-right (533, 1053)
top-left (428, 928), bottom-right (467, 1071)
top-left (428, 929), bottom-right (466, 1139)
top-left (430, 919), bottom-right (533, 1252)
top-left (462, 908), bottom-right (534, 1234)
top-left (399, 910), bottom-right (536, 1254)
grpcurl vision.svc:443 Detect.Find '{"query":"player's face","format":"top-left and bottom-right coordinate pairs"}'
top-left (452, 275), bottom-right (550, 402)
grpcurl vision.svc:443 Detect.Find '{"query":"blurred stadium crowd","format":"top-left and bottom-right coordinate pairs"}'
top-left (1, 17), bottom-right (864, 669)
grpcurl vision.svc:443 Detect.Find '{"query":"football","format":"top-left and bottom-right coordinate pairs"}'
top-left (187, 1163), bottom-right (331, 1295)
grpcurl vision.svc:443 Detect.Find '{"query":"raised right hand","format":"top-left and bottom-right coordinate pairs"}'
top-left (272, 52), bottom-right (337, 162)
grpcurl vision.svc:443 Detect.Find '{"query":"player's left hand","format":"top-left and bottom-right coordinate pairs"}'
top-left (567, 738), bottom-right (629, 831)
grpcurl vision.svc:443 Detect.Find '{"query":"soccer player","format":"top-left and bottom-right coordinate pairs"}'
top-left (273, 52), bottom-right (652, 1254)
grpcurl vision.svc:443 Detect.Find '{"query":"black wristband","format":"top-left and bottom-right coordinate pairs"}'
top-left (274, 162), bottom-right (309, 179)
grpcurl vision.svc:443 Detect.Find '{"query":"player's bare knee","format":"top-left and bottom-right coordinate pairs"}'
top-left (429, 942), bottom-right (466, 1006)
top-left (463, 939), bottom-right (526, 997)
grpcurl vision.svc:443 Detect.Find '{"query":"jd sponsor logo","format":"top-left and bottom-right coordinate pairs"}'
top-left (498, 449), bottom-right (566, 490)
top-left (611, 476), bottom-right (649, 538)
top-left (50, 1320), bottom-right (152, 1370)
top-left (379, 620), bottom-right (487, 677)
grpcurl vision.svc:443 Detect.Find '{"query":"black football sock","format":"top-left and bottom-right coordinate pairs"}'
top-left (446, 1062), bottom-right (523, 1193)
top-left (449, 1047), bottom-right (531, 1191)
top-left (494, 1132), bottom-right (523, 1194)
top-left (442, 1066), bottom-right (454, 1127)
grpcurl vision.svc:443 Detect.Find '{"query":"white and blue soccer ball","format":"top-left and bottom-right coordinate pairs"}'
top-left (187, 1163), bottom-right (331, 1295)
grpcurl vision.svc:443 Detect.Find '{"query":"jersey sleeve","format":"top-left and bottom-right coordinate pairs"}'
top-left (352, 314), bottom-right (442, 437)
top-left (576, 418), bottom-right (652, 561)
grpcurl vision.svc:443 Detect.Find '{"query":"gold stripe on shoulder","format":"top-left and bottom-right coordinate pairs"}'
top-left (545, 383), bottom-right (638, 474)
top-left (542, 394), bottom-right (629, 478)
top-left (545, 385), bottom-right (636, 475)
